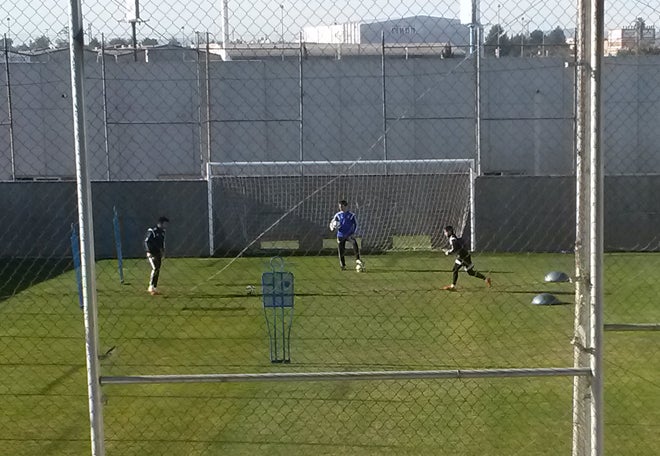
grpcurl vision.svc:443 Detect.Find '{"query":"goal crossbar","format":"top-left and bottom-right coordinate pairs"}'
top-left (207, 159), bottom-right (475, 177)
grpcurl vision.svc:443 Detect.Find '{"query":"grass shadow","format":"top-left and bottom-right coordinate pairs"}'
top-left (0, 257), bottom-right (74, 303)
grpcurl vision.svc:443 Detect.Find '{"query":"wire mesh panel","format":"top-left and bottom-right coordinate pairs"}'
top-left (1, 0), bottom-right (659, 454)
top-left (101, 376), bottom-right (575, 455)
top-left (599, 4), bottom-right (660, 454)
top-left (601, 2), bottom-right (660, 455)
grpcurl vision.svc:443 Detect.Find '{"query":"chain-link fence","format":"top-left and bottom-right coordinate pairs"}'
top-left (1, 0), bottom-right (659, 454)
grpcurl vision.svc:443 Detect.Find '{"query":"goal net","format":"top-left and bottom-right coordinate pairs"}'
top-left (207, 159), bottom-right (474, 256)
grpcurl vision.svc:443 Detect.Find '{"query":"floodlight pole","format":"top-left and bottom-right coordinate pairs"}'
top-left (218, 0), bottom-right (232, 61)
top-left (68, 0), bottom-right (105, 454)
top-left (220, 0), bottom-right (230, 52)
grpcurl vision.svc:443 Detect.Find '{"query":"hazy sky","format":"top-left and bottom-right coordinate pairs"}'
top-left (1, 0), bottom-right (658, 44)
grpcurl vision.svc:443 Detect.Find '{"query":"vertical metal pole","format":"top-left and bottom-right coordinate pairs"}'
top-left (380, 32), bottom-right (387, 161)
top-left (280, 4), bottom-right (284, 43)
top-left (299, 33), bottom-right (304, 166)
top-left (589, 0), bottom-right (605, 454)
top-left (131, 21), bottom-right (137, 62)
top-left (469, 165), bottom-right (476, 251)
top-left (220, 0), bottom-right (230, 54)
top-left (195, 32), bottom-right (205, 176)
top-left (205, 32), bottom-right (212, 166)
top-left (469, 0), bottom-right (480, 55)
top-left (100, 34), bottom-right (110, 181)
top-left (573, 1), bottom-right (591, 453)
top-left (520, 19), bottom-right (524, 57)
top-left (207, 161), bottom-right (214, 256)
top-left (471, 0), bottom-right (482, 176)
top-left (4, 34), bottom-right (16, 180)
top-left (68, 0), bottom-right (105, 453)
top-left (280, 4), bottom-right (285, 61)
top-left (205, 32), bottom-right (214, 256)
top-left (533, 89), bottom-right (542, 175)
top-left (496, 4), bottom-right (501, 57)
top-left (474, 28), bottom-right (482, 176)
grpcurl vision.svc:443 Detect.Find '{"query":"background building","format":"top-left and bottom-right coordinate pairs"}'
top-left (303, 15), bottom-right (470, 46)
top-left (607, 18), bottom-right (656, 55)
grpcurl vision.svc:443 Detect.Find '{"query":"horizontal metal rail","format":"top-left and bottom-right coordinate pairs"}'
top-left (102, 367), bottom-right (592, 385)
top-left (604, 323), bottom-right (660, 331)
top-left (209, 158), bottom-right (475, 167)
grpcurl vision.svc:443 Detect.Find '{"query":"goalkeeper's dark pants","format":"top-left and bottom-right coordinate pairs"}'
top-left (338, 236), bottom-right (360, 268)
top-left (452, 256), bottom-right (486, 285)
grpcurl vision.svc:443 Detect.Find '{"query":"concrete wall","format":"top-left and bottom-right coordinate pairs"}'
top-left (603, 58), bottom-right (660, 174)
top-left (1, 54), bottom-right (659, 181)
top-left (208, 57), bottom-right (571, 170)
top-left (0, 182), bottom-right (78, 258)
top-left (475, 175), bottom-right (660, 252)
top-left (2, 177), bottom-right (660, 258)
top-left (475, 176), bottom-right (576, 252)
top-left (0, 181), bottom-right (208, 259)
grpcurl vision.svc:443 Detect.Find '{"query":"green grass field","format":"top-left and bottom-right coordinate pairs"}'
top-left (1, 252), bottom-right (659, 455)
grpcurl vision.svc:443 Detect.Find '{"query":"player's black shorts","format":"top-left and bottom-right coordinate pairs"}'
top-left (454, 255), bottom-right (474, 271)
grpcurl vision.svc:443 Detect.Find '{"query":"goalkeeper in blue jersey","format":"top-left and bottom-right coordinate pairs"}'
top-left (442, 225), bottom-right (491, 291)
top-left (329, 200), bottom-right (364, 271)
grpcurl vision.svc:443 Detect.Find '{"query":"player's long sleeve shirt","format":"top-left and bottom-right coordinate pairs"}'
top-left (332, 210), bottom-right (358, 238)
top-left (447, 234), bottom-right (469, 260)
top-left (145, 227), bottom-right (166, 256)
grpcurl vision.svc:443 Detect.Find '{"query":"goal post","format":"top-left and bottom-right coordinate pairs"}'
top-left (206, 159), bottom-right (475, 257)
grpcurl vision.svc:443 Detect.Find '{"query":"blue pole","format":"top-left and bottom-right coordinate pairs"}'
top-left (70, 223), bottom-right (83, 309)
top-left (113, 206), bottom-right (124, 284)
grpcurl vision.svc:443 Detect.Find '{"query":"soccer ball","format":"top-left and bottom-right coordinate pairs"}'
top-left (355, 263), bottom-right (364, 273)
top-left (246, 285), bottom-right (256, 295)
top-left (329, 219), bottom-right (339, 231)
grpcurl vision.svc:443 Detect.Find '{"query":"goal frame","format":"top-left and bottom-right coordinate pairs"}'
top-left (206, 159), bottom-right (476, 256)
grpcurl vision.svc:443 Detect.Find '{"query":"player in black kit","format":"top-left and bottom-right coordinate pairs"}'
top-left (442, 225), bottom-right (491, 291)
top-left (145, 216), bottom-right (169, 295)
